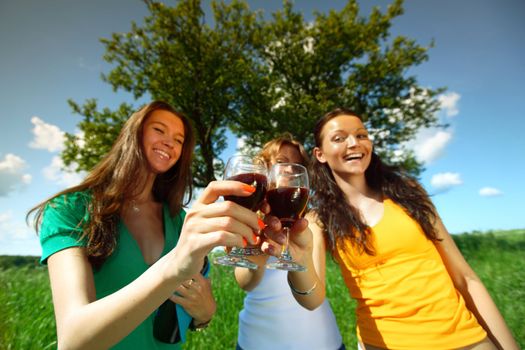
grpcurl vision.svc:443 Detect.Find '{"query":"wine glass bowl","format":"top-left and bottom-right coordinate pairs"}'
top-left (223, 172), bottom-right (268, 211)
top-left (214, 155), bottom-right (268, 270)
top-left (265, 163), bottom-right (309, 272)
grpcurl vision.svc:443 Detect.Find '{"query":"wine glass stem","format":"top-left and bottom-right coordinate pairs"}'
top-left (280, 227), bottom-right (293, 262)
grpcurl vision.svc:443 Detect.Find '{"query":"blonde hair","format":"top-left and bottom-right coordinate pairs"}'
top-left (259, 132), bottom-right (309, 167)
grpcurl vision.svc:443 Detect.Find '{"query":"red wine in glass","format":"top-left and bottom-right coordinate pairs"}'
top-left (266, 187), bottom-right (308, 227)
top-left (265, 163), bottom-right (309, 272)
top-left (224, 173), bottom-right (267, 211)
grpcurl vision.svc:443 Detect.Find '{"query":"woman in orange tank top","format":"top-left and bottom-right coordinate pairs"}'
top-left (280, 108), bottom-right (518, 349)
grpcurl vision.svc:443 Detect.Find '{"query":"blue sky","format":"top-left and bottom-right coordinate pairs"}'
top-left (1, 0), bottom-right (524, 256)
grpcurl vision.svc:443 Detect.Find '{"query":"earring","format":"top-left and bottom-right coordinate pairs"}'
top-left (131, 200), bottom-right (140, 213)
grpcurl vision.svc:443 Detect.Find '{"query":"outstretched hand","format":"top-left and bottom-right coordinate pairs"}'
top-left (166, 180), bottom-right (262, 282)
top-left (260, 216), bottom-right (313, 264)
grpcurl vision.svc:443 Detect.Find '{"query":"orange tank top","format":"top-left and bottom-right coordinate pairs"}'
top-left (334, 199), bottom-right (487, 349)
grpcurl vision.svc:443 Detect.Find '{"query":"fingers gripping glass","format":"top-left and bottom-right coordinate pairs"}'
top-left (213, 155), bottom-right (268, 270)
top-left (265, 163), bottom-right (309, 272)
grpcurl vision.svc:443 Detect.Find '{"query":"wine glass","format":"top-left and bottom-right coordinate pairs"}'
top-left (265, 163), bottom-right (309, 272)
top-left (214, 155), bottom-right (268, 270)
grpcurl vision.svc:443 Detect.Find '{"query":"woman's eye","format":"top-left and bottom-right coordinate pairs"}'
top-left (175, 138), bottom-right (184, 145)
top-left (333, 136), bottom-right (344, 143)
top-left (357, 134), bottom-right (369, 140)
top-left (154, 127), bottom-right (164, 134)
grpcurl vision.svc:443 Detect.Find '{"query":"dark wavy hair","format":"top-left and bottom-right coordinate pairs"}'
top-left (311, 108), bottom-right (439, 255)
top-left (28, 101), bottom-right (195, 269)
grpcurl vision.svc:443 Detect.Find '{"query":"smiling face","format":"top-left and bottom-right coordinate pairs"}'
top-left (142, 109), bottom-right (185, 174)
top-left (314, 114), bottom-right (373, 180)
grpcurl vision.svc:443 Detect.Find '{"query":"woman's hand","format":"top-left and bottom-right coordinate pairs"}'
top-left (166, 181), bottom-right (262, 283)
top-left (170, 273), bottom-right (216, 326)
top-left (260, 216), bottom-right (313, 265)
top-left (261, 214), bottom-right (324, 310)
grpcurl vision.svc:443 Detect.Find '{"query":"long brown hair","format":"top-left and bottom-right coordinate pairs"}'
top-left (259, 132), bottom-right (310, 168)
top-left (311, 108), bottom-right (439, 255)
top-left (27, 101), bottom-right (195, 268)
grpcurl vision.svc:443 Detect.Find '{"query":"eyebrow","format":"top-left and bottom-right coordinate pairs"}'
top-left (330, 127), bottom-right (368, 133)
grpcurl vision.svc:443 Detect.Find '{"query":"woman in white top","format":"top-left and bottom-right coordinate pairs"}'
top-left (234, 133), bottom-right (345, 350)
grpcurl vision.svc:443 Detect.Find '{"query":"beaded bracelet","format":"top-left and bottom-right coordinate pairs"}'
top-left (287, 275), bottom-right (318, 296)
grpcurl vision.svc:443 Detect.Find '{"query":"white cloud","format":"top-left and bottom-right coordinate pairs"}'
top-left (43, 156), bottom-right (85, 187)
top-left (479, 187), bottom-right (503, 197)
top-left (29, 116), bottom-right (65, 152)
top-left (0, 210), bottom-right (41, 255)
top-left (0, 211), bottom-right (33, 241)
top-left (0, 153), bottom-right (32, 196)
top-left (401, 91), bottom-right (459, 165)
top-left (430, 172), bottom-right (463, 191)
top-left (438, 92), bottom-right (460, 117)
top-left (408, 128), bottom-right (453, 164)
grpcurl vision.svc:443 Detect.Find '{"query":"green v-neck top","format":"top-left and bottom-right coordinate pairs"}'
top-left (39, 191), bottom-right (200, 349)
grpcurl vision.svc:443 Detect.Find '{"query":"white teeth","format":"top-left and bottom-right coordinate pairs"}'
top-left (344, 153), bottom-right (363, 160)
top-left (154, 149), bottom-right (171, 160)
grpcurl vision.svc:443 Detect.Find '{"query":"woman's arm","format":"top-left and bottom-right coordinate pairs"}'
top-left (286, 212), bottom-right (327, 310)
top-left (233, 207), bottom-right (276, 291)
top-left (48, 246), bottom-right (185, 349)
top-left (48, 181), bottom-right (262, 349)
top-left (234, 254), bottom-right (270, 291)
top-left (433, 215), bottom-right (519, 350)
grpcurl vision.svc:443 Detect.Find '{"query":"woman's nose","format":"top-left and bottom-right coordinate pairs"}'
top-left (163, 137), bottom-right (174, 149)
top-left (346, 135), bottom-right (357, 148)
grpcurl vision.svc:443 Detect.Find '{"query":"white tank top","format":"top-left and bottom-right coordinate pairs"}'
top-left (237, 257), bottom-right (343, 350)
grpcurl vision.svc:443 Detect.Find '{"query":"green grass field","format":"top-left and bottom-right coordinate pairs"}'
top-left (1, 229), bottom-right (523, 349)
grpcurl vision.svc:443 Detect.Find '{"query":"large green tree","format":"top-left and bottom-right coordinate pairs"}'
top-left (64, 0), bottom-right (261, 187)
top-left (63, 0), bottom-right (444, 185)
top-left (231, 0), bottom-right (444, 174)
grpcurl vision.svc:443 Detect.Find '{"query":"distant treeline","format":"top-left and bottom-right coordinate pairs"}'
top-left (453, 229), bottom-right (525, 252)
top-left (2, 229), bottom-right (523, 270)
top-left (0, 255), bottom-right (40, 270)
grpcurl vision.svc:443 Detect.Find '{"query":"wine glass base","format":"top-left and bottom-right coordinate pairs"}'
top-left (266, 260), bottom-right (307, 272)
top-left (214, 255), bottom-right (258, 270)
top-left (236, 247), bottom-right (264, 256)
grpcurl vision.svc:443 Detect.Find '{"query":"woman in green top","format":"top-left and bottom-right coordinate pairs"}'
top-left (27, 101), bottom-right (265, 349)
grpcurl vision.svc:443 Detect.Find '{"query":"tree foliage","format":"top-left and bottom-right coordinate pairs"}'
top-left (231, 0), bottom-right (444, 174)
top-left (62, 99), bottom-right (134, 171)
top-left (62, 0), bottom-right (444, 184)
top-left (65, 0), bottom-right (261, 186)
